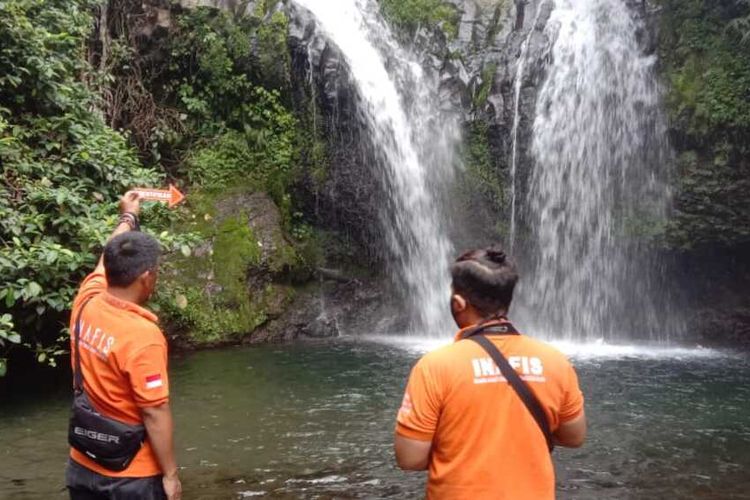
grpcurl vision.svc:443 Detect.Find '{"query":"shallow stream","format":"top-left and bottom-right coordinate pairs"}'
top-left (1, 337), bottom-right (749, 499)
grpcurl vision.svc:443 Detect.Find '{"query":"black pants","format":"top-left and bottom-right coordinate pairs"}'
top-left (66, 459), bottom-right (166, 500)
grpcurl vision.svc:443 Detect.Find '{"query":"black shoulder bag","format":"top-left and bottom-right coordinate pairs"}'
top-left (464, 322), bottom-right (555, 452)
top-left (68, 298), bottom-right (147, 471)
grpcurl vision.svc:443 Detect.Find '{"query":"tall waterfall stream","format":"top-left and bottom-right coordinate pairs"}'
top-left (294, 0), bottom-right (460, 336)
top-left (515, 0), bottom-right (679, 342)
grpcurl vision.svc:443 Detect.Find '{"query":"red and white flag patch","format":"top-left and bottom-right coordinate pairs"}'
top-left (145, 374), bottom-right (163, 390)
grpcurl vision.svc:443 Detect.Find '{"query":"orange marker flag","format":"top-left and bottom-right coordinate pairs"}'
top-left (133, 184), bottom-right (185, 208)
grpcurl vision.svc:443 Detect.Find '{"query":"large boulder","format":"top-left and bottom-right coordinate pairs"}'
top-left (158, 191), bottom-right (315, 346)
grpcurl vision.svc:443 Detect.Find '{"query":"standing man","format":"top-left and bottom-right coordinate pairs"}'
top-left (66, 192), bottom-right (182, 500)
top-left (394, 246), bottom-right (586, 499)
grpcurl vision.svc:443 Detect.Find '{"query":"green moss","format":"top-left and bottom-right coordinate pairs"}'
top-left (214, 215), bottom-right (261, 291)
top-left (380, 0), bottom-right (460, 40)
top-left (453, 121), bottom-right (507, 238)
top-left (154, 192), bottom-right (289, 344)
top-left (473, 63), bottom-right (497, 109)
top-left (655, 0), bottom-right (750, 249)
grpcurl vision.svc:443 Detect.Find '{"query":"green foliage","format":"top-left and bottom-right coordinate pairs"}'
top-left (454, 121), bottom-right (508, 239)
top-left (164, 8), bottom-right (299, 210)
top-left (464, 122), bottom-right (505, 214)
top-left (473, 63), bottom-right (498, 109)
top-left (168, 8), bottom-right (257, 132)
top-left (380, 0), bottom-right (460, 39)
top-left (185, 87), bottom-right (297, 201)
top-left (657, 0), bottom-right (750, 249)
top-left (0, 0), bottom-right (198, 373)
top-left (256, 10), bottom-right (291, 89)
top-left (0, 0), bottom-right (161, 370)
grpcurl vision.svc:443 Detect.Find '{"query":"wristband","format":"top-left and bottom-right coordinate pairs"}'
top-left (119, 212), bottom-right (140, 231)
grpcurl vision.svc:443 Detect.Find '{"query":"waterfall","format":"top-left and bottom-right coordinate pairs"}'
top-left (294, 0), bottom-right (460, 335)
top-left (517, 0), bottom-right (676, 342)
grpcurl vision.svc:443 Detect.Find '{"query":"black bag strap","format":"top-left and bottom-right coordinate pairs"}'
top-left (468, 331), bottom-right (555, 452)
top-left (73, 297), bottom-right (94, 394)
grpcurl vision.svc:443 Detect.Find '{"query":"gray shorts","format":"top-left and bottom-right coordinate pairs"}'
top-left (65, 459), bottom-right (166, 500)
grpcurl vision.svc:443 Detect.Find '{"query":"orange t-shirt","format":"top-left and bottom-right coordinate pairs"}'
top-left (396, 321), bottom-right (584, 500)
top-left (68, 262), bottom-right (169, 477)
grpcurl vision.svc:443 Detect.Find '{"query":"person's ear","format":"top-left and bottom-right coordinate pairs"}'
top-left (137, 270), bottom-right (152, 288)
top-left (451, 294), bottom-right (467, 313)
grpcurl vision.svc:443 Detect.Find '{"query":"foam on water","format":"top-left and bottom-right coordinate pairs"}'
top-left (359, 334), bottom-right (729, 360)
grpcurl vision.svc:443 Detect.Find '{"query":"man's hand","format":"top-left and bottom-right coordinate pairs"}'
top-left (162, 472), bottom-right (182, 500)
top-left (142, 403), bottom-right (180, 499)
top-left (119, 190), bottom-right (142, 216)
top-left (104, 191), bottom-right (142, 243)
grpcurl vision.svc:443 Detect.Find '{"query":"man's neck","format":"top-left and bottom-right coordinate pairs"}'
top-left (107, 286), bottom-right (142, 305)
top-left (459, 312), bottom-right (508, 330)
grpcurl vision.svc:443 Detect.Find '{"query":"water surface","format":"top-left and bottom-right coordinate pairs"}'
top-left (1, 338), bottom-right (748, 499)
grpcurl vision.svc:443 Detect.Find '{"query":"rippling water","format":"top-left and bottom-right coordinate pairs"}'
top-left (1, 338), bottom-right (748, 499)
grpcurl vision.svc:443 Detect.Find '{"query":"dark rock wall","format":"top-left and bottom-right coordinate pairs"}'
top-left (287, 5), bottom-right (390, 266)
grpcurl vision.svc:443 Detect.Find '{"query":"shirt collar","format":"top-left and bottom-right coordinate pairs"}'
top-left (453, 318), bottom-right (511, 342)
top-left (102, 292), bottom-right (159, 324)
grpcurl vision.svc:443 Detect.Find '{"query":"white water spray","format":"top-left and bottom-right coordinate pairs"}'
top-left (294, 0), bottom-right (460, 334)
top-left (518, 0), bottom-right (675, 341)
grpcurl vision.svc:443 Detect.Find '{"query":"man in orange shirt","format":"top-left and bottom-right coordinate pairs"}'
top-left (394, 246), bottom-right (586, 499)
top-left (65, 192), bottom-right (182, 500)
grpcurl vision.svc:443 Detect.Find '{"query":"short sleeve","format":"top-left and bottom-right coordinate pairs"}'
top-left (559, 361), bottom-right (584, 423)
top-left (124, 343), bottom-right (170, 407)
top-left (395, 357), bottom-right (441, 441)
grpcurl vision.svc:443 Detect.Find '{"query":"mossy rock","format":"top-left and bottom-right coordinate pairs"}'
top-left (156, 190), bottom-right (309, 345)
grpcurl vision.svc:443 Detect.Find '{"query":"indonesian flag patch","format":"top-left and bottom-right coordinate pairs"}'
top-left (145, 374), bottom-right (163, 390)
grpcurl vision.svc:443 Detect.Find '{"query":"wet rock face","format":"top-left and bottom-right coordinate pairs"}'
top-left (287, 2), bottom-right (391, 265)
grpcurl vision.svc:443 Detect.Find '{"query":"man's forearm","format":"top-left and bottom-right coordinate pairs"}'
top-left (108, 221), bottom-right (134, 242)
top-left (142, 403), bottom-right (178, 477)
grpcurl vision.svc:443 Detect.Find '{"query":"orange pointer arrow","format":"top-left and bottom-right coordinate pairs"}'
top-left (133, 184), bottom-right (185, 208)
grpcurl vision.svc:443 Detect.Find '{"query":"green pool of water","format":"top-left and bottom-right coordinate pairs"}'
top-left (1, 337), bottom-right (748, 499)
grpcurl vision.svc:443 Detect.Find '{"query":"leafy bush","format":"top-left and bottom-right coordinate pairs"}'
top-left (165, 8), bottom-right (299, 212)
top-left (0, 0), bottom-right (193, 372)
top-left (185, 87), bottom-right (297, 200)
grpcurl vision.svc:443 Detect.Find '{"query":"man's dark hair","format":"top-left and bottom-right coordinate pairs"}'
top-left (103, 232), bottom-right (161, 287)
top-left (450, 245), bottom-right (519, 317)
